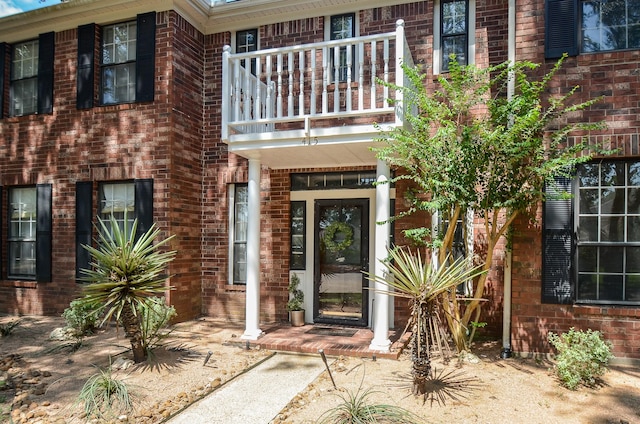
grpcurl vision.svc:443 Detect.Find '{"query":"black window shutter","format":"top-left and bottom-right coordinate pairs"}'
top-left (75, 181), bottom-right (93, 280)
top-left (134, 179), bottom-right (153, 239)
top-left (542, 176), bottom-right (575, 304)
top-left (0, 43), bottom-right (6, 118)
top-left (545, 0), bottom-right (578, 59)
top-left (36, 184), bottom-right (52, 282)
top-left (77, 24), bottom-right (95, 110)
top-left (37, 32), bottom-right (55, 114)
top-left (135, 12), bottom-right (156, 103)
top-left (0, 186), bottom-right (3, 278)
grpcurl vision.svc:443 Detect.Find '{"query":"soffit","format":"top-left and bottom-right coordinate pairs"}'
top-left (0, 0), bottom-right (209, 43)
top-left (0, 0), bottom-right (417, 42)
top-left (205, 0), bottom-right (418, 33)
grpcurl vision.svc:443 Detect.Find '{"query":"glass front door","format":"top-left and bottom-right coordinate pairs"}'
top-left (314, 199), bottom-right (369, 326)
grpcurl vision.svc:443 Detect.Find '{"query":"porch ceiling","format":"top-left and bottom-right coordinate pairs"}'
top-left (226, 123), bottom-right (392, 169)
top-left (228, 139), bottom-right (379, 170)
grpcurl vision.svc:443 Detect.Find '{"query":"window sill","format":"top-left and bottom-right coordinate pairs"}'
top-left (327, 82), bottom-right (359, 90)
top-left (224, 285), bottom-right (246, 292)
top-left (574, 304), bottom-right (640, 318)
top-left (97, 102), bottom-right (137, 112)
top-left (0, 280), bottom-right (37, 289)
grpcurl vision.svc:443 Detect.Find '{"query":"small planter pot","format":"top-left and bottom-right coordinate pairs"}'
top-left (289, 310), bottom-right (305, 327)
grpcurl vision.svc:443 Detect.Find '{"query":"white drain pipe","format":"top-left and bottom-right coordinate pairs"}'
top-left (501, 0), bottom-right (516, 359)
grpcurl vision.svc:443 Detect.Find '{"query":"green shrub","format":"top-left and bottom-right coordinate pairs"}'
top-left (138, 296), bottom-right (177, 354)
top-left (548, 327), bottom-right (614, 390)
top-left (62, 299), bottom-right (101, 337)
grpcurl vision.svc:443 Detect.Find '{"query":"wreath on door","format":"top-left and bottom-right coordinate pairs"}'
top-left (323, 221), bottom-right (354, 253)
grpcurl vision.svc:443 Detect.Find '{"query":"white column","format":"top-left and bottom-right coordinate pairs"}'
top-left (242, 158), bottom-right (263, 340)
top-left (369, 159), bottom-right (392, 351)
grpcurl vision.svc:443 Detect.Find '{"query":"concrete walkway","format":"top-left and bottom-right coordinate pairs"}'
top-left (166, 352), bottom-right (329, 424)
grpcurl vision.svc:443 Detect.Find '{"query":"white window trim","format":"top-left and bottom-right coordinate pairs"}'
top-left (10, 39), bottom-right (39, 117)
top-left (101, 20), bottom-right (137, 105)
top-left (8, 186), bottom-right (37, 279)
top-left (324, 12), bottom-right (360, 84)
top-left (433, 0), bottom-right (476, 75)
top-left (324, 12), bottom-right (360, 41)
top-left (228, 183), bottom-right (248, 285)
top-left (228, 184), bottom-right (237, 286)
top-left (232, 28), bottom-right (259, 53)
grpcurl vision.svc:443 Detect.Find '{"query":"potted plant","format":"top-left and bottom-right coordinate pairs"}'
top-left (287, 273), bottom-right (305, 327)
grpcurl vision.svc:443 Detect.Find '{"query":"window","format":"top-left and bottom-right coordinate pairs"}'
top-left (9, 187), bottom-right (37, 278)
top-left (328, 13), bottom-right (356, 82)
top-left (440, 0), bottom-right (468, 72)
top-left (7, 185), bottom-right (52, 281)
top-left (99, 182), bottom-right (135, 236)
top-left (95, 12), bottom-right (156, 106)
top-left (542, 160), bottom-right (640, 305)
top-left (101, 21), bottom-right (137, 104)
top-left (576, 161), bottom-right (640, 303)
top-left (6, 32), bottom-right (54, 117)
top-left (291, 171), bottom-right (377, 190)
top-left (290, 201), bottom-right (306, 270)
top-left (236, 29), bottom-right (258, 73)
top-left (581, 0), bottom-right (640, 52)
top-left (236, 29), bottom-right (257, 54)
top-left (546, 0), bottom-right (640, 58)
top-left (229, 184), bottom-right (248, 285)
top-left (10, 40), bottom-right (38, 116)
top-left (75, 179), bottom-right (153, 280)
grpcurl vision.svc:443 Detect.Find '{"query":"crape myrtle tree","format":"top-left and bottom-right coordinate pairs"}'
top-left (373, 56), bottom-right (607, 352)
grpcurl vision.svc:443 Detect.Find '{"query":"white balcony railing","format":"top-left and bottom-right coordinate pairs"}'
top-left (221, 19), bottom-right (414, 143)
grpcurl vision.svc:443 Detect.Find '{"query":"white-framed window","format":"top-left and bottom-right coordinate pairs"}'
top-left (235, 28), bottom-right (258, 73)
top-left (99, 182), bottom-right (135, 237)
top-left (290, 201), bottom-right (306, 270)
top-left (576, 160), bottom-right (640, 303)
top-left (434, 0), bottom-right (475, 74)
top-left (229, 183), bottom-right (248, 285)
top-left (8, 187), bottom-right (37, 279)
top-left (581, 0), bottom-right (640, 53)
top-left (101, 21), bottom-right (137, 105)
top-left (10, 40), bottom-right (38, 116)
top-left (326, 13), bottom-right (358, 82)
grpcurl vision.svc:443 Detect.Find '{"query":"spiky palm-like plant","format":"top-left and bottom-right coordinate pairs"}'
top-left (367, 247), bottom-right (485, 395)
top-left (80, 215), bottom-right (175, 363)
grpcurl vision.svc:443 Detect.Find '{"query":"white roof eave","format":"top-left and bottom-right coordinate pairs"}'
top-left (0, 0), bottom-right (416, 42)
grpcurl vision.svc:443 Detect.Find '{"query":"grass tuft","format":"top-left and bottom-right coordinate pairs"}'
top-left (77, 362), bottom-right (133, 420)
top-left (317, 371), bottom-right (423, 424)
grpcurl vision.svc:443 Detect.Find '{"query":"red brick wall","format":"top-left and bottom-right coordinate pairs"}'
top-left (0, 11), bottom-right (204, 321)
top-left (163, 12), bottom-right (206, 320)
top-left (508, 0), bottom-right (640, 360)
top-left (199, 0), bottom-right (510, 328)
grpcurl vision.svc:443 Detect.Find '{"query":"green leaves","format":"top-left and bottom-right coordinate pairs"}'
top-left (548, 328), bottom-right (614, 390)
top-left (366, 247), bottom-right (486, 302)
top-left (374, 56), bottom-right (609, 248)
top-left (79, 215), bottom-right (176, 328)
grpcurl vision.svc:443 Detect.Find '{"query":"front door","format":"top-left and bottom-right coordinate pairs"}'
top-left (314, 199), bottom-right (369, 326)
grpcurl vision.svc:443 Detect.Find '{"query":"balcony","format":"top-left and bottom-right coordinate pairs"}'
top-left (221, 20), bottom-right (414, 169)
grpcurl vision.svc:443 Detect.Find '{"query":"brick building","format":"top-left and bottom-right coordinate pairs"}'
top-left (0, 0), bottom-right (638, 361)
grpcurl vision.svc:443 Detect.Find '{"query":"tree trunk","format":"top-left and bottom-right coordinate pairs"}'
top-left (411, 301), bottom-right (431, 395)
top-left (121, 303), bottom-right (146, 363)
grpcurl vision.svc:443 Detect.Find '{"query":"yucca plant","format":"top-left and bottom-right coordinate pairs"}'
top-left (78, 363), bottom-right (133, 420)
top-left (79, 215), bottom-right (176, 363)
top-left (367, 246), bottom-right (485, 396)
